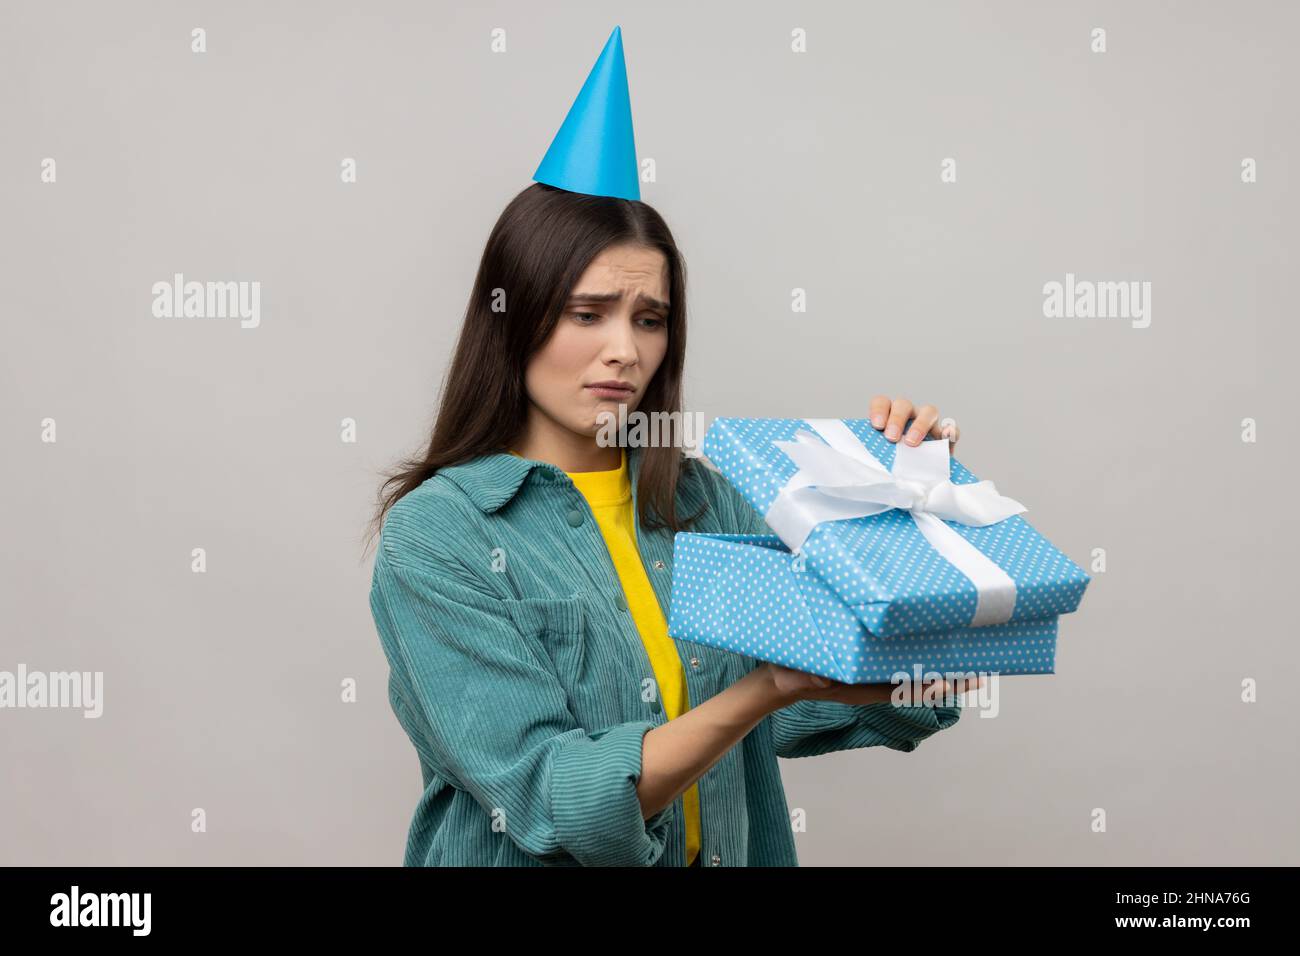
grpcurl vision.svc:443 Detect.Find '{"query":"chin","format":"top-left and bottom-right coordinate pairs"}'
top-left (585, 410), bottom-right (623, 440)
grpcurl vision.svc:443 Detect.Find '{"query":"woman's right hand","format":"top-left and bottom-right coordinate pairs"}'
top-left (762, 661), bottom-right (984, 710)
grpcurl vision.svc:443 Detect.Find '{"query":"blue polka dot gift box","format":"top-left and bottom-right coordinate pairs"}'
top-left (666, 417), bottom-right (1091, 681)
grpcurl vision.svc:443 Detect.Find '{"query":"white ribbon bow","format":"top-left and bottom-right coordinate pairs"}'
top-left (763, 419), bottom-right (1028, 628)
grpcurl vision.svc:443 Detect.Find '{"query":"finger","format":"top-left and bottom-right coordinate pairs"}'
top-left (884, 397), bottom-right (913, 441)
top-left (931, 417), bottom-right (960, 448)
top-left (936, 680), bottom-right (963, 703)
top-left (928, 416), bottom-right (952, 439)
top-left (946, 675), bottom-right (984, 698)
top-left (913, 676), bottom-right (977, 703)
top-left (841, 683), bottom-right (896, 706)
top-left (904, 404), bottom-right (940, 446)
top-left (868, 395), bottom-right (891, 430)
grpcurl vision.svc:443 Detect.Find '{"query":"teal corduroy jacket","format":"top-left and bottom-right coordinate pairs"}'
top-left (369, 443), bottom-right (962, 867)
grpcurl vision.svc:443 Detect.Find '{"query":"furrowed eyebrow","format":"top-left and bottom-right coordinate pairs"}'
top-left (566, 291), bottom-right (671, 314)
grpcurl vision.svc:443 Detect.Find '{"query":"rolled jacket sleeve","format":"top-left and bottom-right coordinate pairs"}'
top-left (370, 549), bottom-right (675, 867)
top-left (770, 696), bottom-right (962, 759)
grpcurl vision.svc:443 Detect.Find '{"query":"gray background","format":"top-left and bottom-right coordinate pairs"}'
top-left (2, 0), bottom-right (1296, 865)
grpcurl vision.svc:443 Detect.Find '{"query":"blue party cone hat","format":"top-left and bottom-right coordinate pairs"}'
top-left (533, 26), bottom-right (640, 200)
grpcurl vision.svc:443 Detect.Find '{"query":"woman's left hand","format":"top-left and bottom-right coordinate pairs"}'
top-left (868, 394), bottom-right (960, 448)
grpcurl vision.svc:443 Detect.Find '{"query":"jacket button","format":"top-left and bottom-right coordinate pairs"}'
top-left (710, 853), bottom-right (721, 866)
top-left (565, 509), bottom-right (584, 527)
top-left (689, 657), bottom-right (700, 669)
top-left (615, 593), bottom-right (628, 612)
top-left (653, 559), bottom-right (666, 570)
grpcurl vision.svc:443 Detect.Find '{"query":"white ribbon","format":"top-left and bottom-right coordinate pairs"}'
top-left (763, 419), bottom-right (1028, 627)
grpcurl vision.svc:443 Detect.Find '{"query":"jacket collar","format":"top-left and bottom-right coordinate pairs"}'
top-left (439, 445), bottom-right (645, 514)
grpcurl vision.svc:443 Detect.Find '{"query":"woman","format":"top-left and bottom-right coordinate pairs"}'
top-left (366, 182), bottom-right (979, 867)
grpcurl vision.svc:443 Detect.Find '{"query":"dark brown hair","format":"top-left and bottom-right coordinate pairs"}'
top-left (364, 182), bottom-right (704, 557)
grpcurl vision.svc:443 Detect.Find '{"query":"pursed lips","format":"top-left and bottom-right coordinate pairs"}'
top-left (585, 383), bottom-right (636, 398)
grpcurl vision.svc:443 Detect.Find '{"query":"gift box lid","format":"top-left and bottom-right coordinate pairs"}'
top-left (702, 416), bottom-right (1091, 637)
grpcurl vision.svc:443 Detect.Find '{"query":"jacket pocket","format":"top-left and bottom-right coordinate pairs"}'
top-left (503, 594), bottom-right (625, 729)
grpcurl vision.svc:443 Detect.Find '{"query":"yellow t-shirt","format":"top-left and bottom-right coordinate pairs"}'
top-left (512, 448), bottom-right (701, 866)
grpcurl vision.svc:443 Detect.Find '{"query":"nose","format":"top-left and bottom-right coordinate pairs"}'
top-left (601, 315), bottom-right (639, 368)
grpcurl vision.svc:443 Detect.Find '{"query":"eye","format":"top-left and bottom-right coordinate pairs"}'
top-left (570, 312), bottom-right (599, 324)
top-left (637, 315), bottom-right (666, 329)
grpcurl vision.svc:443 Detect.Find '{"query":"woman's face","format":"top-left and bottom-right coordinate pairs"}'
top-left (523, 242), bottom-right (671, 440)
